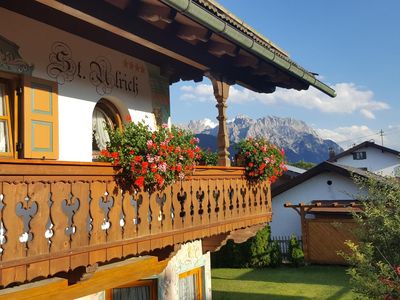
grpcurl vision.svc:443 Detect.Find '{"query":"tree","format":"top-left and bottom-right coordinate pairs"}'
top-left (342, 175), bottom-right (400, 299)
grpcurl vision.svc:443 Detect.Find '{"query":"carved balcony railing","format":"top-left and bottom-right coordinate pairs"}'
top-left (0, 160), bottom-right (271, 287)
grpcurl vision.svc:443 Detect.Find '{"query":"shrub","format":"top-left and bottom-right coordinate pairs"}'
top-left (199, 148), bottom-right (218, 166)
top-left (268, 240), bottom-right (282, 268)
top-left (341, 175), bottom-right (400, 299)
top-left (288, 234), bottom-right (304, 267)
top-left (235, 137), bottom-right (287, 183)
top-left (247, 225), bottom-right (271, 268)
top-left (99, 121), bottom-right (201, 192)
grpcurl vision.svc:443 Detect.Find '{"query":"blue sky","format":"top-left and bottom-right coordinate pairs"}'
top-left (170, 0), bottom-right (400, 150)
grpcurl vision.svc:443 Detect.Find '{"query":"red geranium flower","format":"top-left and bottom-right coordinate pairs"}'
top-left (134, 176), bottom-right (145, 188)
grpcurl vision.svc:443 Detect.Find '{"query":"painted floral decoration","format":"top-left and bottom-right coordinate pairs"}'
top-left (236, 137), bottom-right (287, 183)
top-left (99, 119), bottom-right (201, 192)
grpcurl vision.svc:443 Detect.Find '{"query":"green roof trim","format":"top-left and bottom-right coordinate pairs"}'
top-left (161, 0), bottom-right (336, 97)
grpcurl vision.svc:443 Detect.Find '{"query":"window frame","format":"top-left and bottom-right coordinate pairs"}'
top-left (352, 151), bottom-right (367, 160)
top-left (0, 72), bottom-right (20, 159)
top-left (105, 279), bottom-right (157, 300)
top-left (0, 80), bottom-right (14, 157)
top-left (178, 267), bottom-right (203, 300)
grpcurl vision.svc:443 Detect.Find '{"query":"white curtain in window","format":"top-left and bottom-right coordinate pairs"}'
top-left (0, 121), bottom-right (7, 153)
top-left (92, 108), bottom-right (110, 150)
top-left (179, 275), bottom-right (196, 300)
top-left (112, 286), bottom-right (150, 300)
top-left (0, 84), bottom-right (7, 153)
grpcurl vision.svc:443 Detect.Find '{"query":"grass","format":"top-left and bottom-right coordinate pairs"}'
top-left (212, 265), bottom-right (356, 300)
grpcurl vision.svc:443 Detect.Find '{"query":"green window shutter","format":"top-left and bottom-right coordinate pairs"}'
top-left (23, 77), bottom-right (59, 159)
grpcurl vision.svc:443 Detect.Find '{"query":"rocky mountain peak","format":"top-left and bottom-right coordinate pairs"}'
top-left (178, 115), bottom-right (342, 163)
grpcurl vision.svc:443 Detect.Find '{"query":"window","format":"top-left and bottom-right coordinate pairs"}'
top-left (179, 267), bottom-right (203, 300)
top-left (92, 99), bottom-right (122, 154)
top-left (0, 80), bottom-right (13, 156)
top-left (106, 279), bottom-right (157, 300)
top-left (0, 73), bottom-right (59, 160)
top-left (353, 151), bottom-right (367, 160)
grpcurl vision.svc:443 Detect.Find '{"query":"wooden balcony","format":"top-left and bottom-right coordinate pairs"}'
top-left (0, 160), bottom-right (271, 288)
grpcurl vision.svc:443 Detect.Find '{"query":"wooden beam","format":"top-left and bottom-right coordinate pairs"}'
top-left (208, 40), bottom-right (238, 57)
top-left (137, 2), bottom-right (176, 24)
top-left (0, 256), bottom-right (168, 300)
top-left (176, 25), bottom-right (211, 43)
top-left (234, 52), bottom-right (259, 68)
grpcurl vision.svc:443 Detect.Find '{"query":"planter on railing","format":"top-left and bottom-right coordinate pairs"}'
top-left (0, 161), bottom-right (271, 287)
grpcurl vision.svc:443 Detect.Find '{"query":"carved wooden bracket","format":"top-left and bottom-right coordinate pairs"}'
top-left (202, 223), bottom-right (267, 253)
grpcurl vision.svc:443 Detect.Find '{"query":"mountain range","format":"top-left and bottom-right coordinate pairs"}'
top-left (180, 115), bottom-right (342, 164)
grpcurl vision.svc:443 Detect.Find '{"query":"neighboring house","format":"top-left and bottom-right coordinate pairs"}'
top-left (271, 141), bottom-right (400, 238)
top-left (328, 141), bottom-right (400, 176)
top-left (271, 161), bottom-right (367, 237)
top-left (0, 1), bottom-right (334, 299)
top-left (271, 141), bottom-right (400, 264)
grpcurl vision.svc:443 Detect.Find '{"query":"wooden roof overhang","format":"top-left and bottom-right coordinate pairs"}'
top-left (1, 0), bottom-right (335, 96)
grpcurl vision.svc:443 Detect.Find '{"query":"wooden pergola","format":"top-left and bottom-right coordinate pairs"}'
top-left (285, 201), bottom-right (362, 264)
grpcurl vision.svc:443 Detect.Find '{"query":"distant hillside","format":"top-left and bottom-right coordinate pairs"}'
top-left (179, 115), bottom-right (342, 164)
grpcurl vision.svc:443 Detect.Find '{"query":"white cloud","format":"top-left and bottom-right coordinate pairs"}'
top-left (317, 125), bottom-right (400, 150)
top-left (360, 109), bottom-right (375, 119)
top-left (179, 84), bottom-right (214, 102)
top-left (179, 82), bottom-right (390, 119)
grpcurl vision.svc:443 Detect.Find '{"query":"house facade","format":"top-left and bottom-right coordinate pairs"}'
top-left (329, 141), bottom-right (400, 176)
top-left (0, 0), bottom-right (334, 299)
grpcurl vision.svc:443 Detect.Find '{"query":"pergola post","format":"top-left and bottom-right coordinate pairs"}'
top-left (210, 76), bottom-right (231, 167)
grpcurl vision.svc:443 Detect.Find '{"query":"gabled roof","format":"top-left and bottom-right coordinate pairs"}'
top-left (329, 141), bottom-right (400, 162)
top-left (273, 161), bottom-right (374, 197)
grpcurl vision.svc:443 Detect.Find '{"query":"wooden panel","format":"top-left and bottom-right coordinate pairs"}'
top-left (305, 218), bottom-right (357, 264)
top-left (137, 190), bottom-right (150, 237)
top-left (2, 183), bottom-right (27, 261)
top-left (23, 77), bottom-right (58, 159)
top-left (107, 182), bottom-right (122, 244)
top-left (90, 181), bottom-right (108, 246)
top-left (70, 182), bottom-right (90, 249)
top-left (28, 182), bottom-right (50, 257)
top-left (50, 182), bottom-right (70, 254)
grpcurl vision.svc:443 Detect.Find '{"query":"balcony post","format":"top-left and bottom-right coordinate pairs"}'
top-left (210, 76), bottom-right (231, 167)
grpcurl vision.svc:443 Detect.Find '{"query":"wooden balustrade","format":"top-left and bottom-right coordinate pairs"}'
top-left (0, 160), bottom-right (271, 287)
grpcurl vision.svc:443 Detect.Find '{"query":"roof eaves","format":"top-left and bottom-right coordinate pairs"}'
top-left (160, 0), bottom-right (336, 97)
top-left (273, 161), bottom-right (372, 197)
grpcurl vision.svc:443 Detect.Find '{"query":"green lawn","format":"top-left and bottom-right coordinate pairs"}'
top-left (212, 265), bottom-right (356, 300)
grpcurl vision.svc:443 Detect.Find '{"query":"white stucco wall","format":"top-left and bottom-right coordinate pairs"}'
top-left (270, 172), bottom-right (363, 237)
top-left (336, 146), bottom-right (400, 176)
top-left (0, 7), bottom-right (169, 162)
